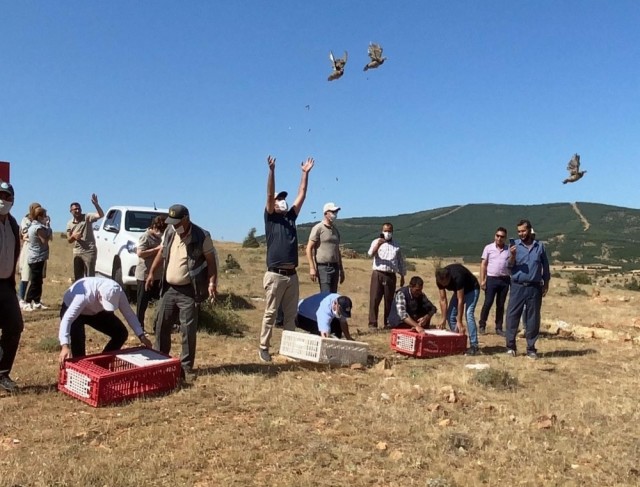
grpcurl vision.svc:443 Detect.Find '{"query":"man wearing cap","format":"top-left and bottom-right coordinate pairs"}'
top-left (58, 277), bottom-right (153, 365)
top-left (66, 194), bottom-right (104, 281)
top-left (259, 154), bottom-right (315, 362)
top-left (147, 203), bottom-right (218, 377)
top-left (306, 202), bottom-right (344, 293)
top-left (296, 292), bottom-right (354, 340)
top-left (0, 180), bottom-right (24, 392)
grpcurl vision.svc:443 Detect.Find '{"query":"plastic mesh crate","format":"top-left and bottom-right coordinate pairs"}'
top-left (58, 347), bottom-right (181, 407)
top-left (279, 330), bottom-right (369, 366)
top-left (391, 328), bottom-right (467, 358)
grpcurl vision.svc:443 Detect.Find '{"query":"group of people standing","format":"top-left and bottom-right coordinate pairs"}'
top-left (256, 155), bottom-right (550, 361)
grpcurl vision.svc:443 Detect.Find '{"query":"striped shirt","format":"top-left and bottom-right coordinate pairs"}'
top-left (368, 238), bottom-right (406, 275)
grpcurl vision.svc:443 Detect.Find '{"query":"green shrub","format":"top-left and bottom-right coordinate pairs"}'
top-left (566, 282), bottom-right (588, 296)
top-left (38, 337), bottom-right (61, 352)
top-left (624, 277), bottom-right (640, 292)
top-left (551, 271), bottom-right (562, 279)
top-left (474, 368), bottom-right (518, 391)
top-left (405, 260), bottom-right (417, 272)
top-left (197, 297), bottom-right (247, 337)
top-left (242, 227), bottom-right (260, 248)
top-left (569, 273), bottom-right (592, 285)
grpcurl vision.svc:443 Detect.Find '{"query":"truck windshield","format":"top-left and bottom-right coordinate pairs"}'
top-left (125, 211), bottom-right (165, 232)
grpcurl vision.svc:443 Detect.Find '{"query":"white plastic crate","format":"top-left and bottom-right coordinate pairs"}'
top-left (279, 330), bottom-right (369, 366)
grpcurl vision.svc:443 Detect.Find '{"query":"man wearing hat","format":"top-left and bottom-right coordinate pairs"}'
top-left (306, 202), bottom-right (344, 293)
top-left (58, 277), bottom-right (153, 365)
top-left (0, 180), bottom-right (24, 392)
top-left (258, 155), bottom-right (315, 362)
top-left (296, 292), bottom-right (355, 340)
top-left (147, 203), bottom-right (218, 377)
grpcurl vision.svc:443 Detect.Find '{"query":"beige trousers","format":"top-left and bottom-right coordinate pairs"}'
top-left (259, 271), bottom-right (299, 350)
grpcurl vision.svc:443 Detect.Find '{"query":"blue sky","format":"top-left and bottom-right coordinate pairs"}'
top-left (2, 1), bottom-right (639, 241)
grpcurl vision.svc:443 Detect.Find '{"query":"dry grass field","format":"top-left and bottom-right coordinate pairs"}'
top-left (1, 237), bottom-right (640, 487)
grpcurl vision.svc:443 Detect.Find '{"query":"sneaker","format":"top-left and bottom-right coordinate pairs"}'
top-left (0, 375), bottom-right (18, 393)
top-left (368, 324), bottom-right (378, 332)
top-left (32, 302), bottom-right (49, 310)
top-left (479, 327), bottom-right (487, 335)
top-left (466, 346), bottom-right (480, 356)
top-left (526, 351), bottom-right (539, 360)
top-left (21, 302), bottom-right (33, 312)
top-left (18, 299), bottom-right (27, 309)
top-left (258, 348), bottom-right (272, 363)
top-left (505, 349), bottom-right (516, 357)
top-left (496, 329), bottom-right (505, 337)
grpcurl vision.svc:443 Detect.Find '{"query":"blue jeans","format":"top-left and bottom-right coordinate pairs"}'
top-left (447, 288), bottom-right (480, 348)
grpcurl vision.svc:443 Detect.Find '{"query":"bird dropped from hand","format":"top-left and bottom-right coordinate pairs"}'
top-left (328, 51), bottom-right (348, 81)
top-left (364, 42), bottom-right (386, 71)
top-left (563, 153), bottom-right (587, 184)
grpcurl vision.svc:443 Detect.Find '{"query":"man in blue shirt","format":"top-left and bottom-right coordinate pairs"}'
top-left (505, 219), bottom-right (550, 359)
top-left (296, 292), bottom-right (354, 340)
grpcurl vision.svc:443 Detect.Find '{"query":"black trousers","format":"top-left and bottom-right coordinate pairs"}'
top-left (368, 270), bottom-right (397, 327)
top-left (60, 304), bottom-right (128, 358)
top-left (296, 314), bottom-right (343, 339)
top-left (479, 276), bottom-right (510, 331)
top-left (136, 279), bottom-right (161, 330)
top-left (0, 280), bottom-right (24, 377)
top-left (26, 260), bottom-right (46, 304)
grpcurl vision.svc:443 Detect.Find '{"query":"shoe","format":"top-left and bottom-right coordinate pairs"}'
top-left (382, 323), bottom-right (393, 330)
top-left (18, 299), bottom-right (27, 309)
top-left (0, 375), bottom-right (18, 393)
top-left (258, 348), bottom-right (272, 363)
top-left (505, 349), bottom-right (516, 357)
top-left (368, 325), bottom-right (378, 332)
top-left (466, 346), bottom-right (480, 356)
top-left (526, 351), bottom-right (539, 360)
top-left (21, 302), bottom-right (33, 312)
top-left (274, 321), bottom-right (284, 329)
top-left (171, 324), bottom-right (181, 334)
top-left (479, 327), bottom-right (487, 335)
top-left (496, 329), bottom-right (505, 337)
top-left (32, 302), bottom-right (49, 310)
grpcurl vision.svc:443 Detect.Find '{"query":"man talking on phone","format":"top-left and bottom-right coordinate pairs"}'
top-left (505, 219), bottom-right (550, 359)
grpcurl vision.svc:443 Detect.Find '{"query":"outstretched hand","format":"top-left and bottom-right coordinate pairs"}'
top-left (91, 193), bottom-right (99, 206)
top-left (301, 157), bottom-right (315, 173)
top-left (267, 155), bottom-right (276, 170)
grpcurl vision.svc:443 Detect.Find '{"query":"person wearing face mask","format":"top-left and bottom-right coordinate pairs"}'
top-left (306, 202), bottom-right (344, 293)
top-left (296, 292), bottom-right (354, 340)
top-left (134, 215), bottom-right (168, 332)
top-left (367, 222), bottom-right (406, 331)
top-left (66, 194), bottom-right (104, 281)
top-left (147, 204), bottom-right (218, 379)
top-left (258, 154), bottom-right (315, 363)
top-left (0, 180), bottom-right (24, 392)
top-left (25, 207), bottom-right (53, 310)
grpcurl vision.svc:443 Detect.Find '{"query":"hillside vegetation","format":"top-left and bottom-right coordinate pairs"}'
top-left (295, 202), bottom-right (640, 267)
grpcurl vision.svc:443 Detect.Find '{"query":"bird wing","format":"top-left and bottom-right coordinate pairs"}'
top-left (368, 43), bottom-right (383, 61)
top-left (566, 153), bottom-right (580, 174)
top-left (329, 51), bottom-right (336, 67)
top-left (335, 51), bottom-right (347, 69)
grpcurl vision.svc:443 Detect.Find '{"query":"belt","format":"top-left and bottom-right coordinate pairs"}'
top-left (488, 275), bottom-right (511, 280)
top-left (514, 281), bottom-right (541, 287)
top-left (375, 269), bottom-right (395, 275)
top-left (317, 262), bottom-right (339, 267)
top-left (268, 267), bottom-right (297, 276)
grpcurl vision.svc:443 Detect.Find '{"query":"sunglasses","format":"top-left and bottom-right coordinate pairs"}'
top-left (495, 234), bottom-right (506, 238)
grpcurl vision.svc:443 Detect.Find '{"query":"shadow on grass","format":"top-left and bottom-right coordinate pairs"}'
top-left (198, 361), bottom-right (329, 377)
top-left (478, 345), bottom-right (508, 356)
top-left (540, 348), bottom-right (597, 358)
top-left (197, 302), bottom-right (249, 337)
top-left (13, 383), bottom-right (59, 396)
top-left (215, 292), bottom-right (256, 310)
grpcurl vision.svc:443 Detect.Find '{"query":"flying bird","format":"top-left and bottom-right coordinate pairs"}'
top-left (563, 153), bottom-right (587, 184)
top-left (363, 42), bottom-right (386, 71)
top-left (328, 51), bottom-right (348, 81)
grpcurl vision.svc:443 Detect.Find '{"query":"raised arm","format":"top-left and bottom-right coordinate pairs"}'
top-left (291, 157), bottom-right (314, 215)
top-left (266, 155), bottom-right (276, 214)
top-left (91, 193), bottom-right (104, 219)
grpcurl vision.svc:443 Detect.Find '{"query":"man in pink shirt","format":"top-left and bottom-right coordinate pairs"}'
top-left (478, 227), bottom-right (511, 336)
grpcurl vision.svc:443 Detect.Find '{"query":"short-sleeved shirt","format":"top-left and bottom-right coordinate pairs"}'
top-left (27, 222), bottom-right (51, 264)
top-left (481, 243), bottom-right (510, 277)
top-left (265, 208), bottom-right (298, 268)
top-left (297, 292), bottom-right (344, 334)
top-left (164, 228), bottom-right (216, 286)
top-left (135, 230), bottom-right (162, 281)
top-left (308, 222), bottom-right (341, 264)
top-left (437, 263), bottom-right (479, 294)
top-left (67, 212), bottom-right (100, 255)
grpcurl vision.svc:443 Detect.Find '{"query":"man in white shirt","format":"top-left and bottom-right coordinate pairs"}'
top-left (367, 223), bottom-right (406, 330)
top-left (58, 277), bottom-right (152, 365)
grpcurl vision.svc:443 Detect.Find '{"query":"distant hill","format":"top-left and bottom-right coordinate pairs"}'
top-left (293, 202), bottom-right (640, 268)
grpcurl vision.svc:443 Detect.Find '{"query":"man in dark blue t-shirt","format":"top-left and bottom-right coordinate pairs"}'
top-left (258, 154), bottom-right (314, 362)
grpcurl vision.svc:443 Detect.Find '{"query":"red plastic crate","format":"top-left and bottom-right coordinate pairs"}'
top-left (390, 328), bottom-right (467, 358)
top-left (58, 347), bottom-right (181, 407)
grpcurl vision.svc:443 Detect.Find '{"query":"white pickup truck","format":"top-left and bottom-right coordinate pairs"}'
top-left (94, 206), bottom-right (168, 296)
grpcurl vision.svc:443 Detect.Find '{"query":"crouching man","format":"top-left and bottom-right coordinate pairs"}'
top-left (387, 276), bottom-right (437, 334)
top-left (58, 277), bottom-right (153, 365)
top-left (296, 292), bottom-right (354, 340)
